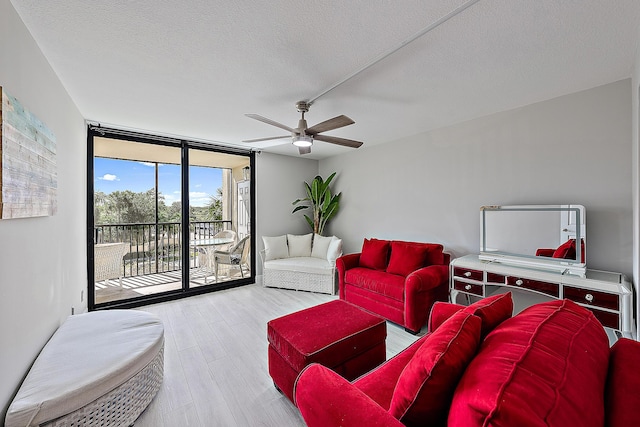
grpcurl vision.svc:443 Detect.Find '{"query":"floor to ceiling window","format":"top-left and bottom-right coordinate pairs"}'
top-left (87, 126), bottom-right (254, 309)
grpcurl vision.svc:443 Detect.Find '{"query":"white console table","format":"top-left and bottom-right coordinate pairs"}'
top-left (450, 254), bottom-right (634, 338)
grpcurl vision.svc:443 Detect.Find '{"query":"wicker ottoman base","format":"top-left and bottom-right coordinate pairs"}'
top-left (44, 347), bottom-right (164, 427)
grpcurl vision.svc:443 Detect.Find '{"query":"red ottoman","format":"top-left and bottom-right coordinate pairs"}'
top-left (267, 299), bottom-right (387, 403)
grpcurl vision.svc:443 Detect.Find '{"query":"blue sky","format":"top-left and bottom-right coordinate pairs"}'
top-left (95, 158), bottom-right (223, 207)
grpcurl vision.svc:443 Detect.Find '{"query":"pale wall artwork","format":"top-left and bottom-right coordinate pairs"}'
top-left (0, 87), bottom-right (57, 219)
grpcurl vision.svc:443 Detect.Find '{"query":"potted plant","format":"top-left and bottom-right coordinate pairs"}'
top-left (292, 172), bottom-right (340, 235)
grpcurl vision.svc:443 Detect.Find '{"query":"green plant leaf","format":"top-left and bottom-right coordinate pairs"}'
top-left (322, 188), bottom-right (332, 211)
top-left (303, 214), bottom-right (314, 231)
top-left (292, 205), bottom-right (309, 214)
top-left (323, 172), bottom-right (336, 189)
top-left (311, 177), bottom-right (320, 202)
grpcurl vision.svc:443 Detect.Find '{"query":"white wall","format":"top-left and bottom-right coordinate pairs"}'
top-left (0, 0), bottom-right (87, 418)
top-left (632, 29), bottom-right (640, 339)
top-left (255, 152), bottom-right (318, 274)
top-left (321, 79), bottom-right (632, 277)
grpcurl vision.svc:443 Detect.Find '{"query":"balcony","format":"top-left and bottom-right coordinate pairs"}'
top-left (94, 220), bottom-right (250, 304)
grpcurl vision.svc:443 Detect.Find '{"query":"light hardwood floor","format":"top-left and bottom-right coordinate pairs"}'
top-left (134, 283), bottom-right (421, 426)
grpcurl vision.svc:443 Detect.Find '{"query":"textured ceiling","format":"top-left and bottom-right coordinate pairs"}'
top-left (9, 0), bottom-right (640, 159)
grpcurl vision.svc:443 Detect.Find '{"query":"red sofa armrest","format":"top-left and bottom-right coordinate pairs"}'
top-left (406, 264), bottom-right (449, 292)
top-left (404, 264), bottom-right (450, 333)
top-left (295, 364), bottom-right (404, 427)
top-left (606, 338), bottom-right (640, 427)
top-left (428, 301), bottom-right (464, 332)
top-left (337, 253), bottom-right (361, 300)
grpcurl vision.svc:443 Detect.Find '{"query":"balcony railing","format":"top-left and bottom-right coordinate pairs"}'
top-left (94, 220), bottom-right (232, 277)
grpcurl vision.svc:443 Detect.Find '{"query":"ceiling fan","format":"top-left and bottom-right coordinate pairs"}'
top-left (243, 101), bottom-right (364, 155)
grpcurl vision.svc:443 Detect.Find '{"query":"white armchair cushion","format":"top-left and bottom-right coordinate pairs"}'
top-left (311, 234), bottom-right (333, 260)
top-left (327, 236), bottom-right (343, 263)
top-left (262, 235), bottom-right (289, 261)
top-left (287, 233), bottom-right (312, 257)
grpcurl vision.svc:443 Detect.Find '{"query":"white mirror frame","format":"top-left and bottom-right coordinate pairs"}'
top-left (479, 204), bottom-right (586, 275)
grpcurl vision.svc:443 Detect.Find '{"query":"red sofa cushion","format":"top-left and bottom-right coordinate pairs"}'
top-left (388, 311), bottom-right (481, 426)
top-left (386, 241), bottom-right (429, 277)
top-left (448, 299), bottom-right (610, 427)
top-left (345, 267), bottom-right (406, 302)
top-left (553, 238), bottom-right (576, 259)
top-left (430, 293), bottom-right (513, 338)
top-left (605, 338), bottom-right (640, 427)
top-left (360, 238), bottom-right (390, 270)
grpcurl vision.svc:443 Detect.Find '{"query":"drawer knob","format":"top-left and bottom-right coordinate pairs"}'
top-left (464, 284), bottom-right (472, 291)
top-left (585, 293), bottom-right (594, 303)
top-left (464, 272), bottom-right (472, 277)
top-left (515, 279), bottom-right (524, 286)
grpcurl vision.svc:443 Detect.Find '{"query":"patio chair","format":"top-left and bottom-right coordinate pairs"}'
top-left (94, 243), bottom-right (128, 289)
top-left (197, 230), bottom-right (238, 283)
top-left (213, 230), bottom-right (237, 251)
top-left (213, 235), bottom-right (250, 281)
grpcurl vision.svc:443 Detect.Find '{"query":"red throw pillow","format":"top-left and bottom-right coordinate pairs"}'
top-left (359, 238), bottom-right (390, 270)
top-left (388, 311), bottom-right (482, 427)
top-left (448, 299), bottom-right (610, 427)
top-left (553, 239), bottom-right (576, 259)
top-left (386, 241), bottom-right (429, 277)
top-left (429, 292), bottom-right (513, 339)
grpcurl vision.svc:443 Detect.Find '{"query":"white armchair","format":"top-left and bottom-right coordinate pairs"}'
top-left (213, 235), bottom-right (250, 281)
top-left (94, 243), bottom-right (128, 288)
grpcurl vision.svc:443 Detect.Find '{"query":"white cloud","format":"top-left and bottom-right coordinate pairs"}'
top-left (163, 194), bottom-right (179, 204)
top-left (139, 162), bottom-right (158, 167)
top-left (99, 174), bottom-right (118, 181)
top-left (189, 191), bottom-right (211, 207)
top-left (161, 191), bottom-right (214, 207)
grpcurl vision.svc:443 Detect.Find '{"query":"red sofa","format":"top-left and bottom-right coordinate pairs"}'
top-left (295, 293), bottom-right (640, 427)
top-left (337, 238), bottom-right (450, 333)
top-left (536, 238), bottom-right (585, 262)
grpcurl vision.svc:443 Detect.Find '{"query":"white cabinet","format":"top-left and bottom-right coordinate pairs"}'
top-left (450, 254), bottom-right (634, 338)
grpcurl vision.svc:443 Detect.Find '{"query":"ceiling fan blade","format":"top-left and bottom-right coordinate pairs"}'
top-left (245, 114), bottom-right (297, 133)
top-left (314, 134), bottom-right (363, 148)
top-left (307, 115), bottom-right (354, 135)
top-left (242, 135), bottom-right (289, 143)
top-left (298, 145), bottom-right (312, 155)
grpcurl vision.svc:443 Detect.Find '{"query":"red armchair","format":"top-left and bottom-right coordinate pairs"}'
top-left (295, 294), bottom-right (640, 427)
top-left (337, 238), bottom-right (450, 334)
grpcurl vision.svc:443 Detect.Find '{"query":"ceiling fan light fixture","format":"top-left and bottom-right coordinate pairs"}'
top-left (292, 135), bottom-right (313, 147)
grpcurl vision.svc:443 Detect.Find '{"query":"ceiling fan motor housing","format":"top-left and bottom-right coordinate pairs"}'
top-left (297, 119), bottom-right (308, 135)
top-left (295, 101), bottom-right (311, 113)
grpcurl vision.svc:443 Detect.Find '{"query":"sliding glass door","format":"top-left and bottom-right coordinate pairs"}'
top-left (88, 127), bottom-right (254, 309)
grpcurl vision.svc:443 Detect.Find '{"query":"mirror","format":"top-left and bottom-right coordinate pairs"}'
top-left (479, 205), bottom-right (586, 274)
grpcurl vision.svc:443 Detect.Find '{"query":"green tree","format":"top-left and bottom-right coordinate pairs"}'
top-left (205, 188), bottom-right (223, 221)
top-left (159, 201), bottom-right (182, 223)
top-left (95, 186), bottom-right (223, 225)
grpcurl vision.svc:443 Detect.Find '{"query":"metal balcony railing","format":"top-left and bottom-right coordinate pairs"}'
top-left (94, 220), bottom-right (232, 277)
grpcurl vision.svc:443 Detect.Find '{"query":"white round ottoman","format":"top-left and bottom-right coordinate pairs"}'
top-left (5, 310), bottom-right (164, 427)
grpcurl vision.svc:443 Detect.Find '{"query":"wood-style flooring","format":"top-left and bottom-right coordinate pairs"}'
top-left (134, 283), bottom-right (421, 426)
